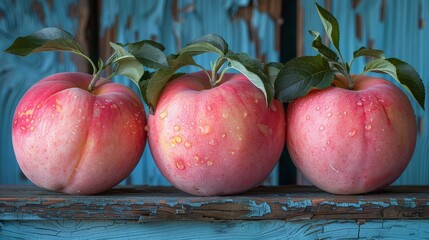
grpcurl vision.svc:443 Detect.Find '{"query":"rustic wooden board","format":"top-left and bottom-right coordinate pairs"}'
top-left (1, 219), bottom-right (429, 239)
top-left (1, 185), bottom-right (428, 222)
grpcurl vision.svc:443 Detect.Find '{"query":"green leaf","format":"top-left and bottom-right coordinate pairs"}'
top-left (265, 62), bottom-right (283, 85)
top-left (309, 30), bottom-right (339, 62)
top-left (224, 52), bottom-right (274, 105)
top-left (386, 58), bottom-right (426, 109)
top-left (275, 55), bottom-right (335, 102)
top-left (364, 59), bottom-right (398, 79)
top-left (142, 68), bottom-right (177, 112)
top-left (110, 42), bottom-right (144, 85)
top-left (4, 27), bottom-right (83, 56)
top-left (353, 47), bottom-right (385, 59)
top-left (315, 3), bottom-right (340, 52)
top-left (182, 33), bottom-right (229, 56)
top-left (126, 40), bottom-right (169, 69)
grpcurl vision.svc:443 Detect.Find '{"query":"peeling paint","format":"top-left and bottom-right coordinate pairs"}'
top-left (404, 198), bottom-right (417, 208)
top-left (246, 201), bottom-right (271, 217)
top-left (281, 198), bottom-right (312, 211)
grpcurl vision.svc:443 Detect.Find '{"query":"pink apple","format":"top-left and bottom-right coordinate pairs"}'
top-left (148, 71), bottom-right (285, 196)
top-left (286, 75), bottom-right (417, 194)
top-left (12, 72), bottom-right (147, 194)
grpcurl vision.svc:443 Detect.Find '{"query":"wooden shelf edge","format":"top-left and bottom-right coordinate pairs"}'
top-left (1, 185), bottom-right (428, 222)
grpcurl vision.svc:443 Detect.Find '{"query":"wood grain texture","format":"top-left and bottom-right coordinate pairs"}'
top-left (1, 219), bottom-right (429, 239)
top-left (1, 185), bottom-right (429, 222)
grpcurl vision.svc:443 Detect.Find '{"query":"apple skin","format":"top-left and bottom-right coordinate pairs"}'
top-left (148, 71), bottom-right (285, 196)
top-left (286, 75), bottom-right (417, 194)
top-left (12, 72), bottom-right (147, 194)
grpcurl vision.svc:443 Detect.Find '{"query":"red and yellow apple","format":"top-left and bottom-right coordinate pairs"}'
top-left (148, 71), bottom-right (285, 196)
top-left (12, 72), bottom-right (147, 194)
top-left (286, 75), bottom-right (417, 194)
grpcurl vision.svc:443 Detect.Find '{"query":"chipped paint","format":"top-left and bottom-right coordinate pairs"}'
top-left (246, 201), bottom-right (271, 217)
top-left (404, 198), bottom-right (417, 208)
top-left (320, 200), bottom-right (391, 211)
top-left (281, 198), bottom-right (312, 211)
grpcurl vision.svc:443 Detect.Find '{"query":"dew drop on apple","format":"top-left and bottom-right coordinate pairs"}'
top-left (365, 124), bottom-right (372, 131)
top-left (206, 160), bottom-right (213, 166)
top-left (326, 112), bottom-right (332, 118)
top-left (221, 133), bottom-right (227, 138)
top-left (243, 111), bottom-right (248, 118)
top-left (319, 125), bottom-right (325, 131)
top-left (199, 125), bottom-right (213, 135)
top-left (209, 139), bottom-right (218, 146)
top-left (270, 104), bottom-right (277, 112)
top-left (355, 100), bottom-right (363, 106)
top-left (316, 106), bottom-right (321, 111)
top-left (160, 110), bottom-right (168, 119)
top-left (206, 105), bottom-right (212, 111)
top-left (184, 141), bottom-right (192, 148)
top-left (306, 115), bottom-right (311, 120)
top-left (348, 129), bottom-right (357, 137)
top-left (174, 125), bottom-right (181, 131)
top-left (175, 136), bottom-right (182, 143)
top-left (175, 159), bottom-right (185, 170)
top-left (111, 104), bottom-right (118, 109)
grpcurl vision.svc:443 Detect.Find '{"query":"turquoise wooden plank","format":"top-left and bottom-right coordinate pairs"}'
top-left (1, 219), bottom-right (429, 239)
top-left (299, 0), bottom-right (429, 185)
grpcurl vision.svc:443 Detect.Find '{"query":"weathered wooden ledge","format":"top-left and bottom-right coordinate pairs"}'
top-left (1, 185), bottom-right (428, 222)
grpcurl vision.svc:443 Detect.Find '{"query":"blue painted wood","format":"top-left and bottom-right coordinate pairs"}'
top-left (2, 219), bottom-right (429, 239)
top-left (299, 0), bottom-right (429, 185)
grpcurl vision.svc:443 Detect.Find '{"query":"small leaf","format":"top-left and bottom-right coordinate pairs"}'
top-left (126, 40), bottom-right (169, 69)
top-left (309, 30), bottom-right (339, 62)
top-left (225, 52), bottom-right (274, 105)
top-left (110, 42), bottom-right (144, 85)
top-left (183, 33), bottom-right (229, 55)
top-left (364, 59), bottom-right (398, 79)
top-left (275, 55), bottom-right (335, 102)
top-left (315, 3), bottom-right (340, 52)
top-left (353, 47), bottom-right (385, 59)
top-left (5, 27), bottom-right (83, 56)
top-left (386, 58), bottom-right (426, 109)
top-left (143, 68), bottom-right (177, 112)
top-left (265, 62), bottom-right (283, 85)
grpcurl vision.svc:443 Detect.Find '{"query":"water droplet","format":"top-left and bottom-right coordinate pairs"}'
top-left (254, 98), bottom-right (259, 104)
top-left (222, 112), bottom-right (229, 118)
top-left (229, 151), bottom-right (236, 156)
top-left (194, 155), bottom-right (200, 161)
top-left (306, 115), bottom-right (311, 120)
top-left (270, 104), bottom-right (277, 112)
top-left (206, 138), bottom-right (217, 146)
top-left (321, 147), bottom-right (326, 151)
top-left (207, 160), bottom-right (213, 166)
top-left (221, 133), bottom-right (226, 138)
top-left (326, 112), bottom-right (332, 118)
top-left (111, 104), bottom-right (118, 109)
top-left (343, 111), bottom-right (347, 116)
top-left (199, 125), bottom-right (213, 134)
top-left (170, 142), bottom-right (176, 147)
top-left (144, 125), bottom-right (150, 131)
top-left (378, 98), bottom-right (385, 103)
top-left (30, 126), bottom-right (35, 131)
top-left (184, 141), bottom-right (192, 148)
top-left (206, 105), bottom-right (212, 111)
top-left (355, 100), bottom-right (363, 106)
top-left (348, 129), bottom-right (357, 137)
top-left (174, 125), bottom-right (181, 131)
top-left (160, 110), bottom-right (168, 119)
top-left (319, 125), bottom-right (325, 131)
top-left (175, 136), bottom-right (182, 143)
top-left (20, 126), bottom-right (26, 131)
top-left (175, 159), bottom-right (185, 170)
top-left (325, 105), bottom-right (329, 109)
top-left (326, 140), bottom-right (331, 145)
top-left (242, 111), bottom-right (248, 118)
top-left (36, 104), bottom-right (42, 109)
top-left (365, 124), bottom-right (372, 131)
top-left (316, 106), bottom-right (321, 111)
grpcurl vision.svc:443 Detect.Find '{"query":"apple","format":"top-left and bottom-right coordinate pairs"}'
top-left (5, 28), bottom-right (154, 194)
top-left (276, 3), bottom-right (425, 194)
top-left (147, 71), bottom-right (285, 196)
top-left (12, 72), bottom-right (147, 194)
top-left (286, 75), bottom-right (417, 194)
